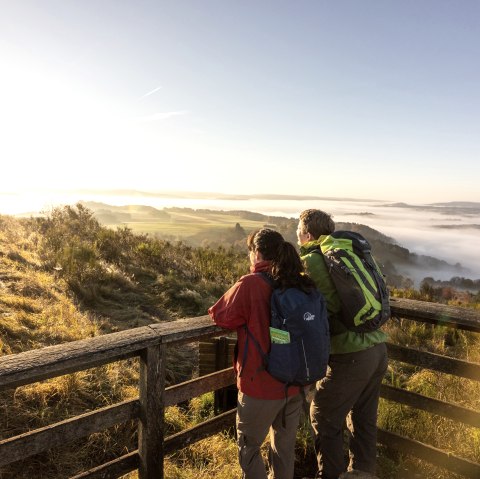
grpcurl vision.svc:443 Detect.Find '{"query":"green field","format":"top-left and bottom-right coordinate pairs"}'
top-left (85, 202), bottom-right (285, 244)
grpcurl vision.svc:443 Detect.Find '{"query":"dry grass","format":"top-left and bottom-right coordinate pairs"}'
top-left (0, 215), bottom-right (137, 477)
top-left (1, 213), bottom-right (480, 478)
top-left (378, 318), bottom-right (480, 478)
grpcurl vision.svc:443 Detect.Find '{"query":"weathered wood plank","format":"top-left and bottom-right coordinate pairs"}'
top-left (0, 367), bottom-right (236, 469)
top-left (69, 451), bottom-right (138, 479)
top-left (386, 343), bottom-right (480, 381)
top-left (148, 315), bottom-right (222, 344)
top-left (380, 384), bottom-right (480, 427)
top-left (138, 344), bottom-right (165, 479)
top-left (0, 399), bottom-right (139, 467)
top-left (0, 317), bottom-right (224, 392)
top-left (390, 297), bottom-right (480, 333)
top-left (199, 337), bottom-right (236, 375)
top-left (0, 327), bottom-right (159, 391)
top-left (1, 302), bottom-right (479, 477)
top-left (164, 409), bottom-right (236, 454)
top-left (1, 299), bottom-right (477, 393)
top-left (377, 428), bottom-right (480, 478)
top-left (165, 368), bottom-right (236, 407)
top-left (70, 411), bottom-right (237, 477)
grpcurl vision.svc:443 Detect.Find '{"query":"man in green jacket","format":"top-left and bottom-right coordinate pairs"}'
top-left (297, 209), bottom-right (388, 479)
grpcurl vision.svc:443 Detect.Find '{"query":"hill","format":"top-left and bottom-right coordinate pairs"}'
top-left (0, 206), bottom-right (249, 477)
top-left (1, 205), bottom-right (479, 478)
top-left (80, 201), bottom-right (475, 290)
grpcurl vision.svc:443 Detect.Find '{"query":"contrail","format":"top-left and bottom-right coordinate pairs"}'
top-left (140, 85), bottom-right (162, 99)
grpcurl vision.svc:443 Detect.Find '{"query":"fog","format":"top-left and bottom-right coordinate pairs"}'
top-left (1, 192), bottom-right (479, 281)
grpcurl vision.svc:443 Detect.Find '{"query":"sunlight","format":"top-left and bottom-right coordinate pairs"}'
top-left (0, 51), bottom-right (228, 195)
top-left (0, 52), bottom-right (145, 191)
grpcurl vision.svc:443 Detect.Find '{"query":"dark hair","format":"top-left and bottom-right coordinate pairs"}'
top-left (299, 209), bottom-right (335, 239)
top-left (247, 228), bottom-right (316, 292)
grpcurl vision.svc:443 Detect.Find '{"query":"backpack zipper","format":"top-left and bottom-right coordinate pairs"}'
top-left (301, 339), bottom-right (310, 380)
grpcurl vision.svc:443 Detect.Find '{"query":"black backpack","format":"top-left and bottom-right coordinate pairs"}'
top-left (318, 231), bottom-right (390, 332)
top-left (242, 273), bottom-right (330, 387)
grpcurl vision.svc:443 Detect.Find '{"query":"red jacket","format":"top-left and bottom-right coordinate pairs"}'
top-left (208, 260), bottom-right (300, 400)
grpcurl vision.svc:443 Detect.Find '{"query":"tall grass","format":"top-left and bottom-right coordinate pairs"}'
top-left (1, 208), bottom-right (479, 478)
top-left (377, 316), bottom-right (480, 478)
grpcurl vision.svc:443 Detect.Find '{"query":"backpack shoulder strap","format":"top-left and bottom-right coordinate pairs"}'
top-left (239, 325), bottom-right (268, 377)
top-left (255, 271), bottom-right (275, 287)
top-left (238, 271), bottom-right (272, 377)
top-left (239, 271), bottom-right (278, 377)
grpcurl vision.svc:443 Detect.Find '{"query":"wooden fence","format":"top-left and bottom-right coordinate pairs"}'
top-left (0, 298), bottom-right (479, 478)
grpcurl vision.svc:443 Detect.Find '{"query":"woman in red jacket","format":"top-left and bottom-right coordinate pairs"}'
top-left (209, 228), bottom-right (316, 479)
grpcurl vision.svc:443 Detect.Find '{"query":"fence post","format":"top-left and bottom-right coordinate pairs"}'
top-left (211, 337), bottom-right (236, 413)
top-left (138, 342), bottom-right (166, 479)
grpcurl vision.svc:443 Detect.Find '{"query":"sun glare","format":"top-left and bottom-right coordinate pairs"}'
top-left (0, 51), bottom-right (144, 191)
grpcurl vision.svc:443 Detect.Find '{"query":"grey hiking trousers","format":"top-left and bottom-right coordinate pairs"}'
top-left (236, 391), bottom-right (303, 479)
top-left (310, 342), bottom-right (388, 479)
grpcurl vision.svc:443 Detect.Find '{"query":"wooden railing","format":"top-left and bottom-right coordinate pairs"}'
top-left (379, 298), bottom-right (480, 478)
top-left (0, 299), bottom-right (479, 478)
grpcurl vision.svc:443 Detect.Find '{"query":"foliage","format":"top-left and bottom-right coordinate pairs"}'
top-left (25, 204), bottom-right (249, 329)
top-left (1, 208), bottom-right (480, 478)
top-left (377, 311), bottom-right (480, 478)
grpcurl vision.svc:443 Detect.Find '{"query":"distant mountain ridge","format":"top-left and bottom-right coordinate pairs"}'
top-left (81, 201), bottom-right (476, 289)
top-left (382, 201), bottom-right (480, 217)
top-left (69, 189), bottom-right (386, 202)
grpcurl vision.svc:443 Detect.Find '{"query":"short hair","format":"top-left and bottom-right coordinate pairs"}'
top-left (299, 209), bottom-right (335, 239)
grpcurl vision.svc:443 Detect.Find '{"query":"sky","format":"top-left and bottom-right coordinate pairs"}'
top-left (1, 1), bottom-right (479, 203)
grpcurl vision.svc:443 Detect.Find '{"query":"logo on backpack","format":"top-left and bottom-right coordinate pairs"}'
top-left (303, 312), bottom-right (315, 321)
top-left (317, 230), bottom-right (390, 333)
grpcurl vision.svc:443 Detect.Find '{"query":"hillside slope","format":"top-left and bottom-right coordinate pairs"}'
top-left (0, 207), bottom-right (247, 477)
top-left (1, 205), bottom-right (248, 353)
top-left (80, 201), bottom-right (474, 288)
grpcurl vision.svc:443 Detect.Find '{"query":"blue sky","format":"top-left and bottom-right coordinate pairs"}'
top-left (1, 1), bottom-right (479, 203)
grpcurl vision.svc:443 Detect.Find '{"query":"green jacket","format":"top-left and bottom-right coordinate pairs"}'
top-left (300, 238), bottom-right (387, 354)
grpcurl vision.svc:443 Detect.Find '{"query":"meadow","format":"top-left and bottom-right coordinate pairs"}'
top-left (0, 204), bottom-right (479, 478)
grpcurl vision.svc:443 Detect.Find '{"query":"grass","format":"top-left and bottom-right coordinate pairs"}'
top-left (1, 207), bottom-right (480, 478)
top-left (0, 207), bottom-right (246, 477)
top-left (98, 208), bottom-right (270, 241)
top-left (377, 317), bottom-right (480, 478)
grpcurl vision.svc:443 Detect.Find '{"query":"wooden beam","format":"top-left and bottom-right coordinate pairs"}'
top-left (390, 297), bottom-right (480, 333)
top-left (387, 343), bottom-right (480, 381)
top-left (164, 409), bottom-right (236, 454)
top-left (0, 327), bottom-right (159, 391)
top-left (149, 315), bottom-right (222, 344)
top-left (0, 369), bottom-right (236, 469)
top-left (138, 344), bottom-right (166, 479)
top-left (68, 408), bottom-right (237, 479)
top-left (380, 384), bottom-right (480, 427)
top-left (0, 400), bottom-right (139, 467)
top-left (377, 428), bottom-right (480, 478)
top-left (0, 317), bottom-right (224, 392)
top-left (69, 451), bottom-right (138, 479)
top-left (165, 368), bottom-right (236, 406)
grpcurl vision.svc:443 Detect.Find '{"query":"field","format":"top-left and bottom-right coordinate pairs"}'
top-left (83, 202), bottom-right (287, 245)
top-left (119, 212), bottom-right (265, 236)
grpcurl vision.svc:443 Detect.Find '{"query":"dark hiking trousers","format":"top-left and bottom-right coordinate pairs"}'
top-left (310, 342), bottom-right (388, 479)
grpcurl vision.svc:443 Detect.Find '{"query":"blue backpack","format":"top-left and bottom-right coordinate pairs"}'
top-left (242, 273), bottom-right (330, 387)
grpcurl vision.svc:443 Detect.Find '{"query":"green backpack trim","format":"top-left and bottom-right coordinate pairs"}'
top-left (318, 231), bottom-right (390, 332)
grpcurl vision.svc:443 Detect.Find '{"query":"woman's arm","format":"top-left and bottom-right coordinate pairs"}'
top-left (208, 277), bottom-right (250, 330)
